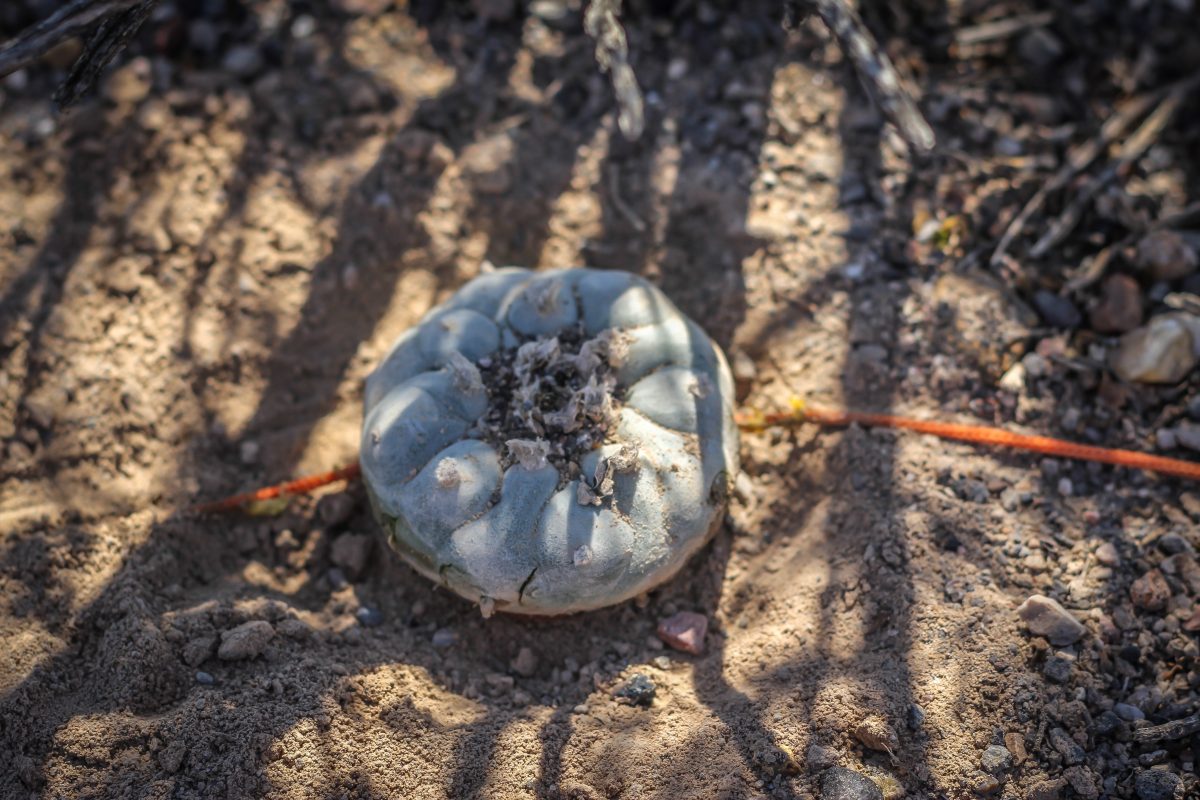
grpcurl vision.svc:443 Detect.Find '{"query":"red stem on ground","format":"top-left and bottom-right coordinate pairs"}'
top-left (188, 462), bottom-right (362, 515)
top-left (736, 403), bottom-right (1200, 482)
top-left (190, 402), bottom-right (1200, 514)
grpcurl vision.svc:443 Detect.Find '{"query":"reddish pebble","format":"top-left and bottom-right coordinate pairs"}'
top-left (657, 611), bottom-right (708, 655)
top-left (1184, 607), bottom-right (1200, 633)
top-left (1129, 569), bottom-right (1170, 612)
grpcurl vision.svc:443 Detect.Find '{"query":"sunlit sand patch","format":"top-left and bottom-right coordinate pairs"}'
top-left (342, 15), bottom-right (456, 101)
top-left (0, 627), bottom-right (64, 695)
top-left (535, 124), bottom-right (609, 268)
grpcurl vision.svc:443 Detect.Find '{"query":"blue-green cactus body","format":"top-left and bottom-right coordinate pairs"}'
top-left (360, 267), bottom-right (739, 615)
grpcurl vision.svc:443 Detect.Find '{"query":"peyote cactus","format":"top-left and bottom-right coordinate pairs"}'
top-left (360, 267), bottom-right (739, 615)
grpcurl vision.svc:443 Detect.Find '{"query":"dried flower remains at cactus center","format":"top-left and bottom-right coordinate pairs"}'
top-left (472, 326), bottom-right (632, 489)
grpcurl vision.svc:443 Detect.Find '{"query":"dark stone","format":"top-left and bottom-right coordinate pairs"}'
top-left (1093, 710), bottom-right (1124, 737)
top-left (981, 744), bottom-right (1013, 774)
top-left (355, 606), bottom-right (384, 627)
top-left (820, 767), bottom-right (883, 800)
top-left (1033, 290), bottom-right (1082, 328)
top-left (1134, 770), bottom-right (1183, 800)
top-left (614, 674), bottom-right (656, 706)
top-left (1048, 727), bottom-right (1085, 765)
top-left (1043, 655), bottom-right (1073, 684)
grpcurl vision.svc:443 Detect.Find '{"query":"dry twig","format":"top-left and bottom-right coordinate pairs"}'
top-left (1030, 84), bottom-right (1190, 259)
top-left (991, 91), bottom-right (1161, 267)
top-left (56, 0), bottom-right (158, 108)
top-left (1065, 201), bottom-right (1200, 293)
top-left (0, 0), bottom-right (159, 108)
top-left (954, 12), bottom-right (1055, 46)
top-left (797, 0), bottom-right (935, 152)
top-left (584, 0), bottom-right (645, 141)
top-left (1129, 713), bottom-right (1200, 744)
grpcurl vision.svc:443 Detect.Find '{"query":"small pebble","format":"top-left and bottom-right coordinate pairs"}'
top-left (1130, 570), bottom-right (1171, 612)
top-left (1003, 732), bottom-right (1027, 764)
top-left (195, 671), bottom-right (215, 685)
top-left (807, 743), bottom-right (838, 770)
top-left (998, 363), bottom-right (1026, 393)
top-left (1089, 273), bottom-right (1143, 333)
top-left (330, 533), bottom-right (373, 579)
top-left (1027, 777), bottom-right (1066, 800)
top-left (1139, 750), bottom-right (1169, 767)
top-left (614, 673), bottom-right (656, 707)
top-left (277, 618), bottom-right (311, 639)
top-left (510, 646), bottom-right (538, 678)
top-left (327, 568), bottom-right (349, 590)
top-left (980, 744), bottom-right (1012, 774)
top-left (1048, 727), bottom-right (1085, 765)
top-left (291, 14), bottom-right (316, 38)
top-left (1093, 710), bottom-right (1123, 736)
top-left (316, 493), bottom-right (356, 528)
top-left (907, 704), bottom-right (926, 729)
top-left (222, 44), bottom-right (264, 78)
top-left (355, 606), bottom-right (383, 627)
top-left (1043, 654), bottom-right (1073, 684)
top-left (1134, 769), bottom-right (1183, 800)
top-left (1095, 542), bottom-right (1120, 567)
top-left (1176, 423), bottom-right (1200, 453)
top-left (1157, 533), bottom-right (1192, 555)
top-left (1110, 314), bottom-right (1198, 385)
top-left (1063, 766), bottom-right (1099, 800)
top-left (432, 628), bottom-right (458, 648)
top-left (239, 440), bottom-right (260, 464)
top-left (1033, 290), bottom-right (1082, 328)
top-left (1136, 230), bottom-right (1199, 281)
top-left (967, 770), bottom-right (1000, 795)
top-left (1016, 595), bottom-right (1085, 645)
top-left (657, 611), bottom-right (708, 655)
top-left (1113, 702), bottom-right (1146, 722)
top-left (819, 766), bottom-right (883, 800)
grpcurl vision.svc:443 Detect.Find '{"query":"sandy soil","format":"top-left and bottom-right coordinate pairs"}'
top-left (1, 2), bottom-right (1198, 799)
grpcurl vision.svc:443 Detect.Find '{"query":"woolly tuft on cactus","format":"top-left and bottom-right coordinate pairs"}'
top-left (360, 267), bottom-right (739, 615)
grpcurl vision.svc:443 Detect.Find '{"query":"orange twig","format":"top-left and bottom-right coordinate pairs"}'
top-left (736, 399), bottom-right (1200, 483)
top-left (189, 463), bottom-right (362, 515)
top-left (192, 399), bottom-right (1200, 515)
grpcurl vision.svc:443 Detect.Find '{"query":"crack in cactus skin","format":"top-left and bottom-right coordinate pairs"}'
top-left (360, 267), bottom-right (739, 615)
